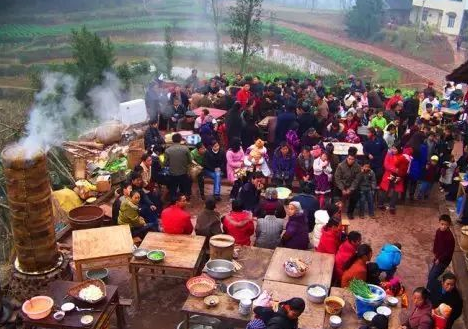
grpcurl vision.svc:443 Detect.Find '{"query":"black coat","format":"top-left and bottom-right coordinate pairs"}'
top-left (428, 279), bottom-right (463, 329)
top-left (238, 182), bottom-right (261, 212)
top-left (297, 112), bottom-right (317, 137)
top-left (144, 127), bottom-right (165, 150)
top-left (226, 109), bottom-right (243, 141)
top-left (267, 308), bottom-right (299, 329)
top-left (203, 149), bottom-right (226, 172)
top-left (403, 97), bottom-right (420, 119)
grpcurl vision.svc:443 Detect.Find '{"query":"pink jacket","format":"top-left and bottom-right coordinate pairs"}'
top-left (226, 149), bottom-right (245, 182)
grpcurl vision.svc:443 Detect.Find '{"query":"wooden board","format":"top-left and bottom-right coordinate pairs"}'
top-left (324, 287), bottom-right (401, 329)
top-left (262, 280), bottom-right (326, 329)
top-left (135, 232), bottom-right (206, 270)
top-left (181, 246), bottom-right (274, 325)
top-left (325, 142), bottom-right (364, 156)
top-left (264, 247), bottom-right (334, 287)
top-left (193, 107), bottom-right (227, 119)
top-left (73, 225), bottom-right (133, 261)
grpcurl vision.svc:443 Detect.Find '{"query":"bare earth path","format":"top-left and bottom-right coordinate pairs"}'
top-left (278, 21), bottom-right (450, 86)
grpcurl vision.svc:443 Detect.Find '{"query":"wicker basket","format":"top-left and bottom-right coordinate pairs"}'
top-left (68, 279), bottom-right (107, 304)
top-left (186, 276), bottom-right (216, 298)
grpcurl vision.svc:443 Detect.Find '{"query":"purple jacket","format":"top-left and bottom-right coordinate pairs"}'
top-left (272, 147), bottom-right (296, 179)
top-left (283, 214), bottom-right (309, 250)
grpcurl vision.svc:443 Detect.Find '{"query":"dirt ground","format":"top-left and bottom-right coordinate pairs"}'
top-left (63, 184), bottom-right (463, 329)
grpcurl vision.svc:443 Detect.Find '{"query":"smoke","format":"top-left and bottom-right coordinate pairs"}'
top-left (19, 71), bottom-right (122, 157)
top-left (88, 72), bottom-right (122, 122)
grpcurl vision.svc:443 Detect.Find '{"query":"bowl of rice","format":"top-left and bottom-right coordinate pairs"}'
top-left (306, 284), bottom-right (328, 303)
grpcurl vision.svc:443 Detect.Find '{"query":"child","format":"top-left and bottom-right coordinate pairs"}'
top-left (371, 109), bottom-right (387, 131)
top-left (245, 139), bottom-right (271, 177)
top-left (344, 129), bottom-right (361, 143)
top-left (375, 242), bottom-right (402, 279)
top-left (417, 155), bottom-right (439, 200)
top-left (313, 152), bottom-right (333, 208)
top-left (439, 155), bottom-right (458, 193)
top-left (366, 262), bottom-right (382, 286)
top-left (427, 214), bottom-right (455, 286)
top-left (354, 160), bottom-right (377, 218)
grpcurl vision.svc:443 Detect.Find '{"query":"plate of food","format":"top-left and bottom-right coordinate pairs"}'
top-left (68, 280), bottom-right (106, 304)
top-left (284, 258), bottom-right (308, 278)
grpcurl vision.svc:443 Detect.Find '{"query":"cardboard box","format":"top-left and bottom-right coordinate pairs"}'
top-left (96, 175), bottom-right (111, 193)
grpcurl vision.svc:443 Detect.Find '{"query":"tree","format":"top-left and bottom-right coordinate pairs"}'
top-left (345, 0), bottom-right (383, 40)
top-left (228, 0), bottom-right (263, 73)
top-left (210, 0), bottom-right (224, 75)
top-left (70, 26), bottom-right (115, 101)
top-left (163, 25), bottom-right (175, 79)
top-left (268, 11), bottom-right (277, 40)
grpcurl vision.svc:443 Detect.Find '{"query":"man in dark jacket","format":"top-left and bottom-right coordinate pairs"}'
top-left (402, 91), bottom-right (420, 128)
top-left (334, 149), bottom-right (361, 219)
top-left (363, 127), bottom-right (388, 183)
top-left (428, 272), bottom-right (463, 329)
top-left (203, 141), bottom-right (226, 201)
top-left (238, 172), bottom-right (264, 212)
top-left (291, 185), bottom-right (320, 232)
top-left (296, 103), bottom-right (317, 137)
top-left (144, 119), bottom-right (165, 150)
top-left (275, 106), bottom-right (297, 145)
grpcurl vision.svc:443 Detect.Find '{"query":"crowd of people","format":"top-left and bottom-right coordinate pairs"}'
top-left (111, 69), bottom-right (468, 329)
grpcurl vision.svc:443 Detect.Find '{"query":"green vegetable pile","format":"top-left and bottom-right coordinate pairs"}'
top-left (148, 251), bottom-right (164, 261)
top-left (104, 158), bottom-right (127, 172)
top-left (349, 279), bottom-right (375, 299)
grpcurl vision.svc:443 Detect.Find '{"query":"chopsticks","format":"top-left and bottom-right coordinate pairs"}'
top-left (232, 260), bottom-right (243, 271)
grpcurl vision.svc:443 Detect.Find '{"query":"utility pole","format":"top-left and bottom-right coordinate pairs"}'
top-left (418, 0), bottom-right (426, 36)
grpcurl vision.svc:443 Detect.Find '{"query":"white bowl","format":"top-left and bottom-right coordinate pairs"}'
top-left (330, 315), bottom-right (342, 328)
top-left (376, 306), bottom-right (392, 317)
top-left (80, 315), bottom-right (94, 326)
top-left (60, 302), bottom-right (75, 312)
top-left (363, 311), bottom-right (377, 322)
top-left (386, 296), bottom-right (398, 307)
top-left (53, 311), bottom-right (65, 322)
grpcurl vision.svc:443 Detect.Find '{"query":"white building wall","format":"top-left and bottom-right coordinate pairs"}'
top-left (410, 0), bottom-right (466, 35)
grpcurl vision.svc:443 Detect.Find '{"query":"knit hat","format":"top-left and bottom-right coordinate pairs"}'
top-left (314, 209), bottom-right (330, 224)
top-left (289, 201), bottom-right (303, 214)
top-left (431, 155), bottom-right (439, 162)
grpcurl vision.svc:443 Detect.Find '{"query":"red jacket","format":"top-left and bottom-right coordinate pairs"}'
top-left (341, 258), bottom-right (367, 288)
top-left (316, 227), bottom-right (341, 254)
top-left (380, 151), bottom-right (409, 193)
top-left (222, 211), bottom-right (255, 246)
top-left (161, 205), bottom-right (193, 234)
top-left (334, 240), bottom-right (357, 282)
top-left (343, 119), bottom-right (359, 133)
top-left (386, 95), bottom-right (402, 110)
top-left (236, 89), bottom-right (252, 109)
top-left (433, 228), bottom-right (455, 264)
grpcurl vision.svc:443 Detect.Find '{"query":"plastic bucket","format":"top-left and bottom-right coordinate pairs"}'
top-left (354, 284), bottom-right (386, 318)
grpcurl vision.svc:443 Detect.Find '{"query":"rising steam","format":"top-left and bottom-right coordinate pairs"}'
top-left (18, 71), bottom-right (122, 157)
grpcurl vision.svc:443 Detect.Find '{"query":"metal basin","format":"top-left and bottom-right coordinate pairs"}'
top-left (206, 259), bottom-right (234, 279)
top-left (227, 280), bottom-right (261, 301)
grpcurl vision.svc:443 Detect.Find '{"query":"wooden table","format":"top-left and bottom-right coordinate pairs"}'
top-left (73, 225), bottom-right (133, 281)
top-left (263, 280), bottom-right (326, 329)
top-left (130, 232), bottom-right (206, 308)
top-left (324, 287), bottom-right (401, 329)
top-left (22, 280), bottom-right (125, 329)
top-left (264, 248), bottom-right (335, 287)
top-left (181, 246), bottom-right (274, 328)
